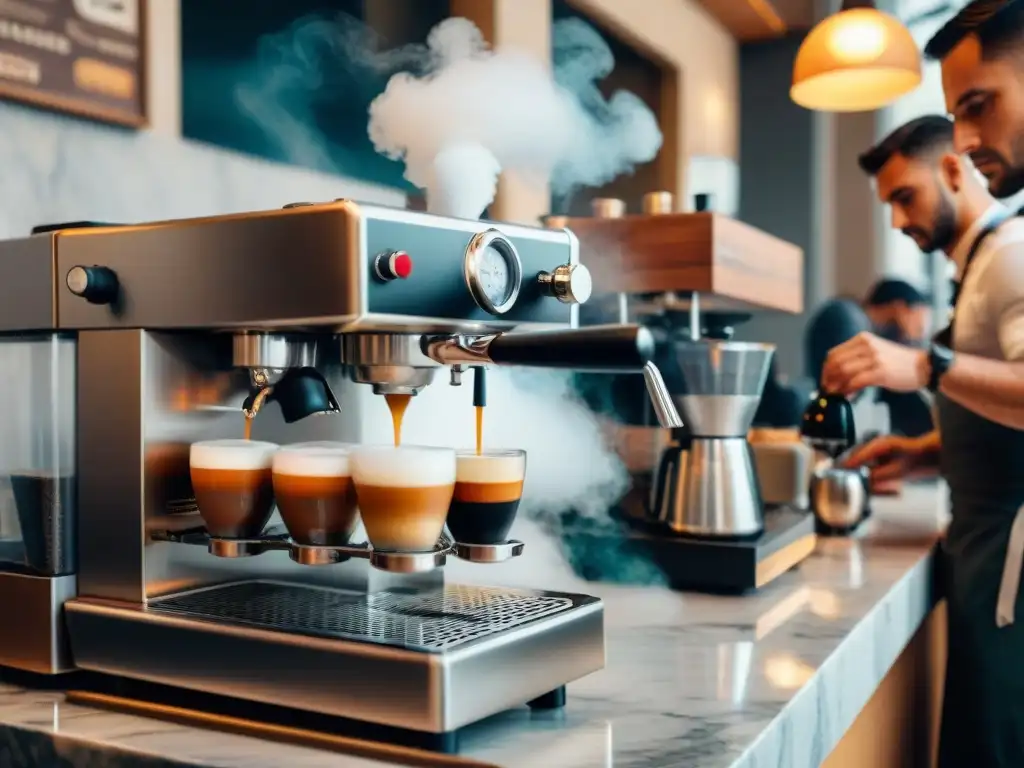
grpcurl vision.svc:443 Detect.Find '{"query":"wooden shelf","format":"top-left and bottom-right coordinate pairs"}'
top-left (566, 212), bottom-right (804, 314)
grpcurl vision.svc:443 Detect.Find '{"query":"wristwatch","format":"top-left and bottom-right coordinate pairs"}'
top-left (927, 343), bottom-right (955, 393)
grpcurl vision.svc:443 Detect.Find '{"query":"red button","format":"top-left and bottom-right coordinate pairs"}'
top-left (373, 250), bottom-right (413, 281)
top-left (392, 251), bottom-right (413, 278)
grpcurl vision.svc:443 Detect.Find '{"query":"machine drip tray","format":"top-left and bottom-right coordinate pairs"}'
top-left (558, 506), bottom-right (817, 594)
top-left (63, 581), bottom-right (605, 750)
top-left (150, 580), bottom-right (576, 652)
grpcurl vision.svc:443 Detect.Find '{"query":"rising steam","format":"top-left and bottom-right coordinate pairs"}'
top-left (370, 16), bottom-right (663, 217)
top-left (236, 13), bottom-right (663, 218)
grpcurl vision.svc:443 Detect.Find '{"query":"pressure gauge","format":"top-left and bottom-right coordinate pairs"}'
top-left (464, 229), bottom-right (523, 315)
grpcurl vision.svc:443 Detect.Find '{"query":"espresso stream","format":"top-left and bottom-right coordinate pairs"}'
top-left (384, 393), bottom-right (412, 447)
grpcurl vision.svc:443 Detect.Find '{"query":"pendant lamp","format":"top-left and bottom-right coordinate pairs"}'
top-left (791, 0), bottom-right (922, 112)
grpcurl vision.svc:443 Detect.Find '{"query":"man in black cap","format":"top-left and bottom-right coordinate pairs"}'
top-left (826, 6), bottom-right (1024, 766)
top-left (804, 277), bottom-right (933, 438)
top-left (864, 279), bottom-right (935, 439)
top-left (862, 279), bottom-right (932, 345)
top-left (806, 281), bottom-right (930, 379)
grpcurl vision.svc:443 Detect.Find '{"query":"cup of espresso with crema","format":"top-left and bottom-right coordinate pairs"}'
top-left (273, 442), bottom-right (358, 546)
top-left (350, 445), bottom-right (455, 552)
top-left (190, 439), bottom-right (278, 539)
top-left (447, 449), bottom-right (526, 544)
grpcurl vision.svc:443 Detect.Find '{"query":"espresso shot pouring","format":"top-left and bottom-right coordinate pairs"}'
top-left (0, 201), bottom-right (688, 752)
top-left (473, 365), bottom-right (486, 455)
top-left (384, 392), bottom-right (412, 447)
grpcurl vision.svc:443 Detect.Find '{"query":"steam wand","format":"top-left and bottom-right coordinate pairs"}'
top-left (422, 324), bottom-right (683, 429)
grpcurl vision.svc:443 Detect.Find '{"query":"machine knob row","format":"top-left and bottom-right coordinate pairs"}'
top-left (538, 263), bottom-right (593, 306)
top-left (66, 265), bottom-right (120, 305)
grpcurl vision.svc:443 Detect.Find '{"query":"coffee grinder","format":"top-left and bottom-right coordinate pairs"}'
top-left (549, 192), bottom-right (817, 593)
top-left (0, 201), bottom-right (683, 752)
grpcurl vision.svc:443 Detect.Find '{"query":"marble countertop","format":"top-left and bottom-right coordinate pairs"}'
top-left (0, 485), bottom-right (948, 768)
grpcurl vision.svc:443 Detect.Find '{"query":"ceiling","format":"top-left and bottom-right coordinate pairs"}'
top-left (694, 0), bottom-right (816, 41)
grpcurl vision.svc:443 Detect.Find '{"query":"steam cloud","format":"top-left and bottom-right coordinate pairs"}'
top-left (236, 13), bottom-right (663, 218)
top-left (236, 13), bottom-right (665, 583)
top-left (371, 16), bottom-right (663, 217)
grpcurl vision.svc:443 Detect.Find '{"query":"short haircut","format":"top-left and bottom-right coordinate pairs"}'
top-left (865, 279), bottom-right (929, 307)
top-left (924, 0), bottom-right (1024, 62)
top-left (857, 116), bottom-right (955, 176)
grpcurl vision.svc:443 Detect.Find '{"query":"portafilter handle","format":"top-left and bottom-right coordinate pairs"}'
top-left (421, 324), bottom-right (683, 428)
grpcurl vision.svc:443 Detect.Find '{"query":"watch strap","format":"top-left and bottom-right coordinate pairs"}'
top-left (928, 343), bottom-right (954, 393)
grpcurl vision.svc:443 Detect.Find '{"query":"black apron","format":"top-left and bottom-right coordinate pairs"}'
top-left (936, 210), bottom-right (1024, 767)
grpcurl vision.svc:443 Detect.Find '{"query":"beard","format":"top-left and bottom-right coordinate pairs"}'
top-left (971, 130), bottom-right (1024, 198)
top-left (902, 192), bottom-right (957, 253)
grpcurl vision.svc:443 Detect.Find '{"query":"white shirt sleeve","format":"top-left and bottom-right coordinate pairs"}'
top-left (985, 240), bottom-right (1024, 362)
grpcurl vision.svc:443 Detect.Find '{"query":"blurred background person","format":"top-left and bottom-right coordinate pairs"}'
top-left (804, 277), bottom-right (934, 440)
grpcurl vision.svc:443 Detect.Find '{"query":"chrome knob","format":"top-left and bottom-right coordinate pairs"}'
top-left (538, 263), bottom-right (593, 305)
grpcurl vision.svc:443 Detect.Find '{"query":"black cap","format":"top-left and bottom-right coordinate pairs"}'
top-left (864, 279), bottom-right (930, 307)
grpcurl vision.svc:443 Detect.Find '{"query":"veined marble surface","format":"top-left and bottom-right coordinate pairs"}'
top-left (0, 484), bottom-right (948, 768)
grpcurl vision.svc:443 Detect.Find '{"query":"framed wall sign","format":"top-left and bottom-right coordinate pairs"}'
top-left (0, 0), bottom-right (146, 128)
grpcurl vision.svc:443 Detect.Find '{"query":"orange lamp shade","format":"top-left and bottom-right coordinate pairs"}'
top-left (791, 8), bottom-right (922, 112)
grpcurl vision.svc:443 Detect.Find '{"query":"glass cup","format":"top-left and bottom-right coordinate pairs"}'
top-left (272, 442), bottom-right (358, 546)
top-left (350, 445), bottom-right (455, 552)
top-left (190, 439), bottom-right (278, 539)
top-left (447, 449), bottom-right (526, 544)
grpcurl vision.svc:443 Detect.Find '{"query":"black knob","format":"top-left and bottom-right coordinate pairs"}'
top-left (66, 266), bottom-right (119, 305)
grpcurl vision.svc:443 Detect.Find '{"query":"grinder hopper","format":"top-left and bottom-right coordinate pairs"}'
top-left (672, 340), bottom-right (775, 436)
top-left (651, 338), bottom-right (775, 538)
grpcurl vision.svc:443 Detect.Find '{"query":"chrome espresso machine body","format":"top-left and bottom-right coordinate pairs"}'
top-left (0, 200), bottom-right (679, 750)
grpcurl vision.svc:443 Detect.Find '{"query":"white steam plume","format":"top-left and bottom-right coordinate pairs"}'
top-left (369, 16), bottom-right (663, 218)
top-left (234, 13), bottom-right (663, 219)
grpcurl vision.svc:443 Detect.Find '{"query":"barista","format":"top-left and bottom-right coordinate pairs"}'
top-left (828, 6), bottom-right (1024, 764)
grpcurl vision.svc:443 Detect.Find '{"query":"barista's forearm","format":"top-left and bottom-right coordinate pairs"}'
top-left (941, 354), bottom-right (1024, 428)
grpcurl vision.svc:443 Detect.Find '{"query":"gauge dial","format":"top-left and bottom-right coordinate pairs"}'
top-left (464, 230), bottom-right (523, 315)
top-left (477, 245), bottom-right (512, 307)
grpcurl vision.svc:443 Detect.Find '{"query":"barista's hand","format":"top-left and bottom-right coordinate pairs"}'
top-left (840, 431), bottom-right (940, 488)
top-left (821, 332), bottom-right (929, 395)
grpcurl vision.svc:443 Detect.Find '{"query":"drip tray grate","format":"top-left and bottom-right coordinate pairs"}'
top-left (150, 581), bottom-right (574, 652)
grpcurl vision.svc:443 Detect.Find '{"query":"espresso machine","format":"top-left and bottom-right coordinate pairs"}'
top-left (0, 200), bottom-right (682, 751)
top-left (549, 192), bottom-right (817, 593)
